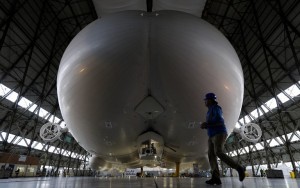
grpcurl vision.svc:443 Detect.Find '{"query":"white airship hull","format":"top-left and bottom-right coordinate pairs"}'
top-left (57, 10), bottom-right (243, 169)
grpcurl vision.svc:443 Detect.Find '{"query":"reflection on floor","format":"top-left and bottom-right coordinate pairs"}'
top-left (0, 176), bottom-right (299, 188)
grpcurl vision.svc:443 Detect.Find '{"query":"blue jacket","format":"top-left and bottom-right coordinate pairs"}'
top-left (206, 104), bottom-right (227, 137)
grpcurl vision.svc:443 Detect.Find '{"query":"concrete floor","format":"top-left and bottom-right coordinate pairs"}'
top-left (0, 176), bottom-right (299, 188)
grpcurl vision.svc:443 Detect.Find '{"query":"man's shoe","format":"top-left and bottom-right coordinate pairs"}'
top-left (205, 178), bottom-right (222, 185)
top-left (237, 166), bottom-right (246, 182)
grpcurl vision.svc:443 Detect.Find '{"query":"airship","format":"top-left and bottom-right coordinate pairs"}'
top-left (55, 0), bottom-right (244, 172)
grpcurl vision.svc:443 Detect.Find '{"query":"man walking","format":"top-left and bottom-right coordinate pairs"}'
top-left (201, 93), bottom-right (245, 185)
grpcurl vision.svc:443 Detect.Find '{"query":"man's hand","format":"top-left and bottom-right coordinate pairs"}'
top-left (200, 122), bottom-right (208, 129)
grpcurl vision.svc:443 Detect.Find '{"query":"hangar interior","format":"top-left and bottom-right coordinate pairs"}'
top-left (0, 0), bottom-right (300, 183)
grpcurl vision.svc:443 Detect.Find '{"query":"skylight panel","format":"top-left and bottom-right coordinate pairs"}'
top-left (32, 142), bottom-right (44, 150)
top-left (42, 145), bottom-right (48, 151)
top-left (0, 84), bottom-right (11, 96)
top-left (274, 137), bottom-right (284, 145)
top-left (13, 136), bottom-right (22, 145)
top-left (254, 142), bottom-right (264, 150)
top-left (250, 109), bottom-right (259, 119)
top-left (6, 91), bottom-right (18, 103)
top-left (260, 104), bottom-right (269, 113)
top-left (28, 103), bottom-right (38, 112)
top-left (64, 150), bottom-right (70, 156)
top-left (38, 108), bottom-right (49, 118)
top-left (277, 93), bottom-right (289, 103)
top-left (243, 116), bottom-right (251, 124)
top-left (238, 117), bottom-right (248, 125)
top-left (238, 119), bottom-right (244, 125)
top-left (48, 146), bottom-right (55, 153)
top-left (54, 116), bottom-right (61, 123)
top-left (0, 132), bottom-right (6, 141)
top-left (7, 133), bottom-right (15, 143)
top-left (265, 98), bottom-right (277, 110)
top-left (18, 97), bottom-right (33, 108)
top-left (286, 132), bottom-right (300, 142)
top-left (285, 84), bottom-right (300, 98)
top-left (24, 138), bottom-right (31, 145)
top-left (287, 132), bottom-right (293, 140)
top-left (60, 149), bottom-right (66, 155)
top-left (241, 150), bottom-right (246, 155)
top-left (44, 113), bottom-right (51, 120)
top-left (290, 135), bottom-right (300, 142)
top-left (62, 152), bottom-right (68, 157)
top-left (54, 148), bottom-right (60, 154)
top-left (31, 141), bottom-right (38, 148)
top-left (48, 115), bottom-right (61, 124)
top-left (71, 153), bottom-right (77, 158)
top-left (17, 138), bottom-right (29, 147)
top-left (269, 139), bottom-right (280, 147)
top-left (237, 148), bottom-right (244, 155)
top-left (60, 121), bottom-right (66, 127)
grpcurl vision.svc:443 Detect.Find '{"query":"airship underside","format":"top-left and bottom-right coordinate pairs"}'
top-left (57, 10), bottom-right (244, 170)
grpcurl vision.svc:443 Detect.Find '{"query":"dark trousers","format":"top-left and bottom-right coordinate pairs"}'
top-left (208, 133), bottom-right (242, 179)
